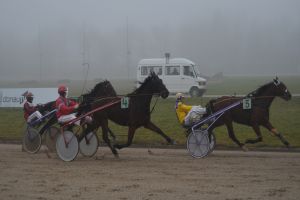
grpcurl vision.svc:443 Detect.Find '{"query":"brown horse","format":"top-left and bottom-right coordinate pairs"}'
top-left (204, 77), bottom-right (292, 150)
top-left (80, 72), bottom-right (174, 156)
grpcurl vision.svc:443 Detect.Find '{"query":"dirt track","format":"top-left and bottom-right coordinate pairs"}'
top-left (0, 144), bottom-right (300, 200)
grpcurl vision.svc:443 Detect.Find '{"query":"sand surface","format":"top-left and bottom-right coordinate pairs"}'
top-left (0, 144), bottom-right (300, 200)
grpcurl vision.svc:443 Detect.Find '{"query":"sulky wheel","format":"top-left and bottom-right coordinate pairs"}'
top-left (56, 131), bottom-right (79, 162)
top-left (23, 126), bottom-right (42, 154)
top-left (44, 126), bottom-right (60, 152)
top-left (187, 129), bottom-right (213, 158)
top-left (79, 132), bottom-right (99, 157)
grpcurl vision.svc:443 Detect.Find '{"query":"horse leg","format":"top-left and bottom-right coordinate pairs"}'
top-left (263, 121), bottom-right (290, 147)
top-left (100, 120), bottom-right (119, 157)
top-left (38, 116), bottom-right (57, 135)
top-left (208, 130), bottom-right (214, 143)
top-left (225, 121), bottom-right (247, 151)
top-left (108, 127), bottom-right (117, 141)
top-left (144, 121), bottom-right (175, 144)
top-left (114, 126), bottom-right (137, 150)
top-left (38, 116), bottom-right (57, 158)
top-left (245, 124), bottom-right (263, 144)
top-left (78, 123), bottom-right (95, 142)
top-left (113, 128), bottom-right (135, 150)
top-left (83, 125), bottom-right (116, 141)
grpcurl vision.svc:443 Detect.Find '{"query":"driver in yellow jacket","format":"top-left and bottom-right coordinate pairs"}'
top-left (175, 93), bottom-right (206, 126)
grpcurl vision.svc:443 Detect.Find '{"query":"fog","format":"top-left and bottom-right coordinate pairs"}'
top-left (0, 0), bottom-right (299, 81)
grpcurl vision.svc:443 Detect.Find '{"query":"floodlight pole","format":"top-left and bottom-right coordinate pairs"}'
top-left (38, 24), bottom-right (42, 82)
top-left (126, 16), bottom-right (130, 80)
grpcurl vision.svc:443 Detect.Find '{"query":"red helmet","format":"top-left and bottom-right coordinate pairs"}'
top-left (58, 85), bottom-right (68, 94)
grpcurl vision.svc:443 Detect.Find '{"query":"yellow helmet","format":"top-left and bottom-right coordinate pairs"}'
top-left (176, 93), bottom-right (184, 100)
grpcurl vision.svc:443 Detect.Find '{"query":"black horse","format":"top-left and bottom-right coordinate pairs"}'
top-left (80, 72), bottom-right (174, 156)
top-left (79, 80), bottom-right (120, 140)
top-left (205, 77), bottom-right (292, 150)
top-left (36, 101), bottom-right (57, 135)
top-left (80, 80), bottom-right (117, 106)
top-left (35, 81), bottom-right (117, 139)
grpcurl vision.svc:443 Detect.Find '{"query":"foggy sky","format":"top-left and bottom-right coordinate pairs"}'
top-left (0, 0), bottom-right (299, 81)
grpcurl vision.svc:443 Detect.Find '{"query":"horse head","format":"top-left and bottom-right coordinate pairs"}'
top-left (273, 77), bottom-right (292, 101)
top-left (37, 101), bottom-right (55, 115)
top-left (248, 77), bottom-right (292, 102)
top-left (138, 72), bottom-right (169, 99)
top-left (78, 80), bottom-right (117, 115)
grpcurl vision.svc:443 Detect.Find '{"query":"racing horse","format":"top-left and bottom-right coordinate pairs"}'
top-left (79, 72), bottom-right (174, 156)
top-left (79, 80), bottom-right (119, 140)
top-left (37, 101), bottom-right (57, 135)
top-left (36, 81), bottom-right (118, 139)
top-left (80, 80), bottom-right (117, 106)
top-left (205, 77), bottom-right (292, 150)
top-left (29, 83), bottom-right (117, 154)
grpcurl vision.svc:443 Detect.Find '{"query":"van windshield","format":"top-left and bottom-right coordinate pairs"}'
top-left (192, 65), bottom-right (201, 77)
top-left (183, 65), bottom-right (195, 77)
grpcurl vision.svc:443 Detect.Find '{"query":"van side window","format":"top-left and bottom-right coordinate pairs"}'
top-left (141, 66), bottom-right (162, 76)
top-left (183, 66), bottom-right (194, 77)
top-left (141, 66), bottom-right (148, 75)
top-left (166, 66), bottom-right (180, 76)
top-left (157, 67), bottom-right (162, 75)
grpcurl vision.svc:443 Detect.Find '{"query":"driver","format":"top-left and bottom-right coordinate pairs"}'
top-left (175, 93), bottom-right (206, 126)
top-left (55, 85), bottom-right (79, 125)
top-left (23, 92), bottom-right (43, 123)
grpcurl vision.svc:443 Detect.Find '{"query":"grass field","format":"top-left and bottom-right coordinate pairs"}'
top-left (205, 76), bottom-right (300, 95)
top-left (0, 76), bottom-right (299, 148)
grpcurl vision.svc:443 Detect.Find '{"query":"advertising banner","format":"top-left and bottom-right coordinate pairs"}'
top-left (0, 88), bottom-right (57, 108)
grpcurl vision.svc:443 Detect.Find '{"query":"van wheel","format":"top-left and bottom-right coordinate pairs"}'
top-left (190, 87), bottom-right (200, 97)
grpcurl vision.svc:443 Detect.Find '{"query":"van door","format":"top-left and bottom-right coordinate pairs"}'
top-left (164, 65), bottom-right (181, 93)
top-left (180, 65), bottom-right (198, 92)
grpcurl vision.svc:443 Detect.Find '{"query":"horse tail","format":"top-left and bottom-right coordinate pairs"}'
top-left (204, 96), bottom-right (243, 124)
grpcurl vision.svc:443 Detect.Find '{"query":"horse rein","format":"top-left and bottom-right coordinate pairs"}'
top-left (150, 95), bottom-right (159, 114)
top-left (82, 93), bottom-right (161, 113)
top-left (211, 95), bottom-right (281, 107)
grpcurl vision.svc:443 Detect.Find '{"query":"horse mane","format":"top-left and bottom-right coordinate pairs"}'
top-left (247, 81), bottom-right (274, 97)
top-left (132, 72), bottom-right (158, 95)
top-left (83, 80), bottom-right (117, 97)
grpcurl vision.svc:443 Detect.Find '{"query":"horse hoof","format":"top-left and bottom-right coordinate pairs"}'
top-left (148, 149), bottom-right (154, 155)
top-left (171, 140), bottom-right (177, 145)
top-left (112, 148), bottom-right (119, 157)
top-left (112, 151), bottom-right (119, 158)
top-left (113, 144), bottom-right (121, 149)
top-left (241, 145), bottom-right (249, 152)
top-left (95, 154), bottom-right (105, 160)
top-left (45, 151), bottom-right (51, 159)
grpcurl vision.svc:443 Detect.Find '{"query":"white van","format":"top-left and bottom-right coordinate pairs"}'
top-left (137, 57), bottom-right (207, 97)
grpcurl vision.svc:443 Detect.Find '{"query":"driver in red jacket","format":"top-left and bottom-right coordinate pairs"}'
top-left (23, 92), bottom-right (43, 123)
top-left (55, 85), bottom-right (79, 125)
